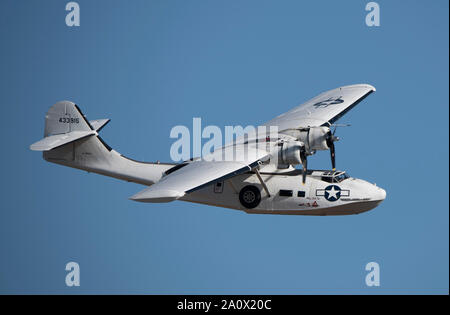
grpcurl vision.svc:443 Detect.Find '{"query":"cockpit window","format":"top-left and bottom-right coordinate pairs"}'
top-left (321, 171), bottom-right (349, 183)
top-left (334, 173), bottom-right (350, 182)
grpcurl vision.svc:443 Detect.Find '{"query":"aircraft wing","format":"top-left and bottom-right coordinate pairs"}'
top-left (264, 84), bottom-right (375, 131)
top-left (130, 144), bottom-right (269, 203)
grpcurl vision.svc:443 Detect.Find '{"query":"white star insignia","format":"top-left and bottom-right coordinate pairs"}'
top-left (326, 186), bottom-right (339, 199)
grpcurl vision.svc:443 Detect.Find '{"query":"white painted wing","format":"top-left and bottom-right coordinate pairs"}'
top-left (264, 84), bottom-right (376, 131)
top-left (130, 144), bottom-right (270, 203)
top-left (30, 130), bottom-right (97, 151)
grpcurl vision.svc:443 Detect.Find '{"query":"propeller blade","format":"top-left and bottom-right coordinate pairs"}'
top-left (330, 141), bottom-right (336, 171)
top-left (300, 149), bottom-right (307, 184)
top-left (326, 130), bottom-right (337, 171)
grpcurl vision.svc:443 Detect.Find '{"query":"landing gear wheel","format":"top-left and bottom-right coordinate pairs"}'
top-left (239, 185), bottom-right (261, 209)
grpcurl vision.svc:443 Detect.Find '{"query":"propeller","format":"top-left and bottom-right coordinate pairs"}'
top-left (300, 147), bottom-right (308, 184)
top-left (326, 128), bottom-right (339, 171)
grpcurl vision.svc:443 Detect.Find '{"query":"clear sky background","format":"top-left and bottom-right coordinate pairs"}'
top-left (0, 0), bottom-right (448, 294)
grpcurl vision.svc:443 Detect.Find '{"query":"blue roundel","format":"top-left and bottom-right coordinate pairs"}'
top-left (324, 185), bottom-right (341, 202)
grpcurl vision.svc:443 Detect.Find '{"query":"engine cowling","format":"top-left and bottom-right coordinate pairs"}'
top-left (277, 141), bottom-right (304, 166)
top-left (297, 126), bottom-right (331, 152)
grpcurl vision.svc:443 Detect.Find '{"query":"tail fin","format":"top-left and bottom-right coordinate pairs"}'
top-left (30, 101), bottom-right (175, 186)
top-left (44, 101), bottom-right (93, 136)
top-left (30, 101), bottom-right (97, 151)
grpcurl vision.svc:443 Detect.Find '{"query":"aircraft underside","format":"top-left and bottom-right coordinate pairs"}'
top-left (181, 171), bottom-right (385, 216)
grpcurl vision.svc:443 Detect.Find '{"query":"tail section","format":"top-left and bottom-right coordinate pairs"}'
top-left (30, 101), bottom-right (97, 151)
top-left (44, 101), bottom-right (93, 137)
top-left (30, 101), bottom-right (175, 186)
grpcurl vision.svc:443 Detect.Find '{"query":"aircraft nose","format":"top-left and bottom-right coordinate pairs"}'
top-left (373, 186), bottom-right (386, 201)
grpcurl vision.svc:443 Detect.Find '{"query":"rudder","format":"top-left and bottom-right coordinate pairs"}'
top-left (44, 101), bottom-right (93, 137)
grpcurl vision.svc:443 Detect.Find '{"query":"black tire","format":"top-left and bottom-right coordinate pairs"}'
top-left (239, 185), bottom-right (261, 209)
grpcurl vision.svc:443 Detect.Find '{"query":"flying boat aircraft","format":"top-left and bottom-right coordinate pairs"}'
top-left (30, 84), bottom-right (386, 215)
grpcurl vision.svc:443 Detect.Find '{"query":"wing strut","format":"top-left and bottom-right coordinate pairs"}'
top-left (255, 169), bottom-right (271, 198)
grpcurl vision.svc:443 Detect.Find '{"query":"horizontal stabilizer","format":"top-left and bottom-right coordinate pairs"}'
top-left (30, 130), bottom-right (96, 151)
top-left (89, 119), bottom-right (110, 132)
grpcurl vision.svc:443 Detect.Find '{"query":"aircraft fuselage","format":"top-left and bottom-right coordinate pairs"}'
top-left (182, 169), bottom-right (386, 215)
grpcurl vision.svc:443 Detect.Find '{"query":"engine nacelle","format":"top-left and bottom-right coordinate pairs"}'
top-left (297, 126), bottom-right (330, 152)
top-left (277, 141), bottom-right (304, 166)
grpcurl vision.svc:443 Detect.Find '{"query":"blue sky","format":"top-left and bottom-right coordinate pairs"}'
top-left (0, 0), bottom-right (448, 294)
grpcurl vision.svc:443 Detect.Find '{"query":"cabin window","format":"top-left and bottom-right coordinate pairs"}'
top-left (297, 191), bottom-right (305, 197)
top-left (279, 190), bottom-right (293, 197)
top-left (214, 181), bottom-right (224, 193)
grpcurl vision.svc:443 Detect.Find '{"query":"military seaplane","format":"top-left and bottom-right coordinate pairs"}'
top-left (30, 84), bottom-right (386, 215)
